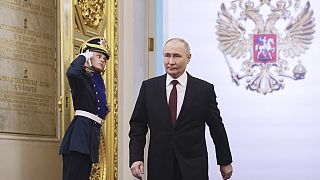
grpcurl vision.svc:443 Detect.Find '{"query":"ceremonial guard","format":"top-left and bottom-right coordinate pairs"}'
top-left (59, 37), bottom-right (110, 180)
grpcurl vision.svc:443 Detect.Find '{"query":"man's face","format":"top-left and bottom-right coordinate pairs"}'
top-left (91, 51), bottom-right (107, 73)
top-left (163, 40), bottom-right (191, 79)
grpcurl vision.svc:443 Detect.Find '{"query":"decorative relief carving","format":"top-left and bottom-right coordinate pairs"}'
top-left (78, 0), bottom-right (106, 28)
top-left (113, 2), bottom-right (119, 178)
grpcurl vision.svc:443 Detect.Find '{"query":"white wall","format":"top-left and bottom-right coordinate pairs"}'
top-left (164, 0), bottom-right (320, 179)
top-left (118, 0), bottom-right (149, 179)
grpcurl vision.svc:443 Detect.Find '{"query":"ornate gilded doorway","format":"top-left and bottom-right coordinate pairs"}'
top-left (59, 0), bottom-right (118, 179)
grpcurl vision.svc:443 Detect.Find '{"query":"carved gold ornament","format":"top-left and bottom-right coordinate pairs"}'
top-left (78, 0), bottom-right (106, 28)
top-left (216, 0), bottom-right (315, 94)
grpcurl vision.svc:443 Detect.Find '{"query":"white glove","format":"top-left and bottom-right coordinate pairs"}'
top-left (78, 50), bottom-right (93, 61)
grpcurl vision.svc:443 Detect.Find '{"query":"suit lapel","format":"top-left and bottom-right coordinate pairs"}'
top-left (176, 73), bottom-right (195, 124)
top-left (158, 74), bottom-right (169, 109)
top-left (157, 74), bottom-right (173, 126)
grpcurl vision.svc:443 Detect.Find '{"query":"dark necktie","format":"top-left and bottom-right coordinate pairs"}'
top-left (169, 80), bottom-right (178, 125)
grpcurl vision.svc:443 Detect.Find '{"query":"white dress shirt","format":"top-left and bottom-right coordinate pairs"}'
top-left (166, 71), bottom-right (187, 119)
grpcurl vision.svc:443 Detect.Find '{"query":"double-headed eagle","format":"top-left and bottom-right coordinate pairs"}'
top-left (216, 0), bottom-right (315, 94)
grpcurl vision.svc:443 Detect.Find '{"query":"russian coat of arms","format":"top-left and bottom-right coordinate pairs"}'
top-left (216, 0), bottom-right (315, 94)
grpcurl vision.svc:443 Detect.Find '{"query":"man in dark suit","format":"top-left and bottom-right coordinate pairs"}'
top-left (59, 37), bottom-right (110, 180)
top-left (129, 38), bottom-right (233, 180)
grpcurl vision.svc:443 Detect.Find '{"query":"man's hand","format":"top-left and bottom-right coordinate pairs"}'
top-left (130, 161), bottom-right (144, 180)
top-left (220, 163), bottom-right (233, 180)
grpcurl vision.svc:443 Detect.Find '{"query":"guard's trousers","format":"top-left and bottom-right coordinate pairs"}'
top-left (62, 151), bottom-right (92, 180)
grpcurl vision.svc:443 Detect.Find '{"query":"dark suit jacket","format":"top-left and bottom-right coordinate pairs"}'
top-left (129, 73), bottom-right (232, 180)
top-left (59, 55), bottom-right (108, 163)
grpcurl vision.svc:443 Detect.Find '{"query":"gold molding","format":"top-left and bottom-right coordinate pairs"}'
top-left (97, 0), bottom-right (119, 179)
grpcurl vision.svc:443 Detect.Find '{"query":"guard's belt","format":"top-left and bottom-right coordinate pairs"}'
top-left (75, 110), bottom-right (104, 124)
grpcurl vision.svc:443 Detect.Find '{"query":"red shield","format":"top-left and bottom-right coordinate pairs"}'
top-left (253, 34), bottom-right (277, 63)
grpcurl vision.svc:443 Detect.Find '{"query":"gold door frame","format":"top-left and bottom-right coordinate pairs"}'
top-left (59, 0), bottom-right (118, 179)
